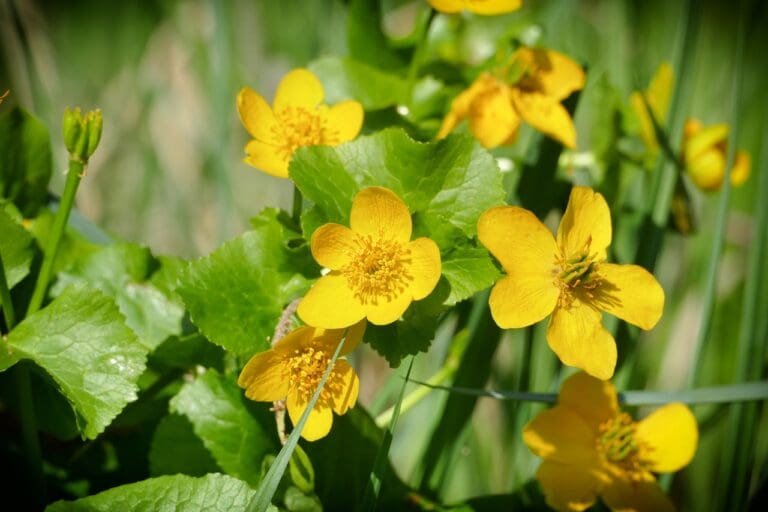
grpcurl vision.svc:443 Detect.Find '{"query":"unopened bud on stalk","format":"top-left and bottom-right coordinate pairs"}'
top-left (62, 107), bottom-right (103, 163)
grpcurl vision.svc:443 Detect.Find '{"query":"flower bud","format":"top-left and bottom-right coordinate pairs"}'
top-left (85, 109), bottom-right (103, 158)
top-left (62, 107), bottom-right (83, 155)
top-left (62, 106), bottom-right (103, 162)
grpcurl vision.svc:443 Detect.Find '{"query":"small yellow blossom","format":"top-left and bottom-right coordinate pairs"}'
top-left (523, 372), bottom-right (698, 512)
top-left (477, 187), bottom-right (664, 379)
top-left (236, 69), bottom-right (364, 178)
top-left (298, 187), bottom-right (441, 329)
top-left (238, 322), bottom-right (365, 441)
top-left (682, 118), bottom-right (750, 191)
top-left (427, 0), bottom-right (522, 15)
top-left (629, 62), bottom-right (674, 153)
top-left (437, 47), bottom-right (585, 149)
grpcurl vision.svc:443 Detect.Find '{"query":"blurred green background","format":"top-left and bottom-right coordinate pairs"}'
top-left (2, 0), bottom-right (766, 509)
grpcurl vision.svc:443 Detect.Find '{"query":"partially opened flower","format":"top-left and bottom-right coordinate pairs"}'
top-left (523, 372), bottom-right (698, 511)
top-left (629, 62), bottom-right (674, 153)
top-left (427, 0), bottom-right (522, 15)
top-left (236, 69), bottom-right (364, 178)
top-left (682, 118), bottom-right (750, 191)
top-left (237, 322), bottom-right (365, 441)
top-left (437, 47), bottom-right (584, 148)
top-left (298, 187), bottom-right (441, 328)
top-left (478, 187), bottom-right (664, 379)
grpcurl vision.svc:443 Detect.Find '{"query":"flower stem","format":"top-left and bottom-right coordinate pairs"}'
top-left (26, 158), bottom-right (85, 317)
top-left (291, 185), bottom-right (303, 226)
top-left (0, 253), bottom-right (16, 330)
top-left (15, 363), bottom-right (45, 507)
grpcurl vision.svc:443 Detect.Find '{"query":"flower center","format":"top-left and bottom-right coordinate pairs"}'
top-left (273, 106), bottom-right (337, 160)
top-left (597, 413), bottom-right (649, 480)
top-left (285, 347), bottom-right (342, 403)
top-left (341, 234), bottom-right (411, 305)
top-left (553, 237), bottom-right (601, 307)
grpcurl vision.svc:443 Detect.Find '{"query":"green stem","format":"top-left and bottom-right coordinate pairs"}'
top-left (26, 159), bottom-right (85, 317)
top-left (291, 185), bottom-right (303, 226)
top-left (0, 253), bottom-right (16, 330)
top-left (15, 363), bottom-right (45, 506)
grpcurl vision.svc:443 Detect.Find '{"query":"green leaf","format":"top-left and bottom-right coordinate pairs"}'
top-left (148, 334), bottom-right (225, 373)
top-left (441, 246), bottom-right (501, 305)
top-left (290, 128), bottom-right (505, 249)
top-left (177, 209), bottom-right (316, 356)
top-left (52, 243), bottom-right (184, 350)
top-left (283, 487), bottom-right (322, 512)
top-left (0, 204), bottom-right (35, 289)
top-left (309, 57), bottom-right (409, 110)
top-left (149, 413), bottom-right (221, 477)
top-left (170, 370), bottom-right (278, 487)
top-left (0, 284), bottom-right (148, 439)
top-left (0, 107), bottom-right (52, 216)
top-left (46, 473), bottom-right (256, 512)
top-left (303, 408), bottom-right (411, 511)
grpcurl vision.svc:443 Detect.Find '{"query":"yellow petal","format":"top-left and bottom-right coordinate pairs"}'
top-left (468, 83), bottom-right (520, 148)
top-left (466, 0), bottom-right (523, 15)
top-left (287, 391), bottom-right (333, 442)
top-left (536, 461), bottom-right (604, 512)
top-left (547, 301), bottom-right (617, 380)
top-left (488, 275), bottom-right (559, 329)
top-left (730, 150), bottom-right (751, 187)
top-left (297, 273), bottom-right (366, 329)
top-left (329, 359), bottom-right (359, 415)
top-left (237, 87), bottom-right (277, 143)
top-left (274, 68), bottom-right (324, 111)
top-left (327, 100), bottom-right (364, 143)
top-left (514, 48), bottom-right (585, 101)
top-left (601, 472), bottom-right (675, 512)
top-left (636, 402), bottom-right (698, 473)
top-left (511, 89), bottom-right (577, 148)
top-left (315, 319), bottom-right (367, 356)
top-left (592, 263), bottom-right (665, 330)
top-left (684, 122), bottom-right (729, 162)
top-left (350, 187), bottom-right (412, 243)
top-left (478, 206), bottom-right (560, 328)
top-left (238, 350), bottom-right (289, 402)
top-left (646, 62), bottom-right (674, 124)
top-left (365, 291), bottom-right (412, 325)
top-left (629, 91), bottom-right (658, 152)
top-left (437, 74), bottom-right (498, 139)
top-left (272, 325), bottom-right (316, 354)
top-left (523, 406), bottom-right (599, 464)
top-left (243, 139), bottom-right (289, 178)
top-left (558, 371), bottom-right (619, 431)
top-left (687, 147), bottom-right (725, 191)
top-left (556, 186), bottom-right (612, 261)
top-left (310, 223), bottom-right (356, 270)
top-left (406, 237), bottom-right (442, 300)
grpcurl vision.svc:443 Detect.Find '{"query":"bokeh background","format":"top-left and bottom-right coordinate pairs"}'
top-left (2, 0), bottom-right (766, 509)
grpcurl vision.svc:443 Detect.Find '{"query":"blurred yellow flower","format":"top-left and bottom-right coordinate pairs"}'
top-left (682, 118), bottom-right (750, 191)
top-left (238, 322), bottom-right (365, 441)
top-left (523, 372), bottom-right (698, 512)
top-left (477, 187), bottom-right (664, 379)
top-left (427, 0), bottom-right (522, 15)
top-left (236, 68), bottom-right (363, 178)
top-left (437, 47), bottom-right (584, 148)
top-left (629, 62), bottom-right (674, 153)
top-left (298, 187), bottom-right (441, 328)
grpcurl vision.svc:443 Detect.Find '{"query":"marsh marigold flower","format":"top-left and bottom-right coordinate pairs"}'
top-left (428, 0), bottom-right (522, 15)
top-left (437, 47), bottom-right (584, 149)
top-left (478, 187), bottom-right (664, 379)
top-left (236, 69), bottom-right (363, 178)
top-left (238, 322), bottom-right (365, 441)
top-left (629, 62), bottom-right (674, 153)
top-left (682, 118), bottom-right (750, 191)
top-left (524, 372), bottom-right (698, 511)
top-left (298, 187), bottom-right (441, 329)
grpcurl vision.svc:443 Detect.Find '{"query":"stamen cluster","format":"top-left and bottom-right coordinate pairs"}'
top-left (597, 413), bottom-right (648, 480)
top-left (342, 235), bottom-right (412, 305)
top-left (273, 106), bottom-right (336, 160)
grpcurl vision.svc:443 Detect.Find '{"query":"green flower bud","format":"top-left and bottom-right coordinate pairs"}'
top-left (85, 109), bottom-right (103, 157)
top-left (62, 107), bottom-right (83, 155)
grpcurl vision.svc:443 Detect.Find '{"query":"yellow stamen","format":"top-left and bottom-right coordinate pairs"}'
top-left (272, 106), bottom-right (338, 160)
top-left (597, 413), bottom-right (649, 480)
top-left (285, 346), bottom-right (343, 403)
top-left (341, 234), bottom-right (412, 305)
top-left (553, 237), bottom-right (602, 307)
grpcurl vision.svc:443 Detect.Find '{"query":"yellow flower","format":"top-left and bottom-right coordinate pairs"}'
top-left (237, 322), bottom-right (365, 441)
top-left (682, 118), bottom-right (750, 191)
top-left (437, 47), bottom-right (585, 149)
top-left (236, 69), bottom-right (364, 178)
top-left (629, 62), bottom-right (674, 153)
top-left (477, 187), bottom-right (664, 379)
top-left (427, 0), bottom-right (522, 15)
top-left (523, 372), bottom-right (698, 512)
top-left (298, 187), bottom-right (441, 329)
